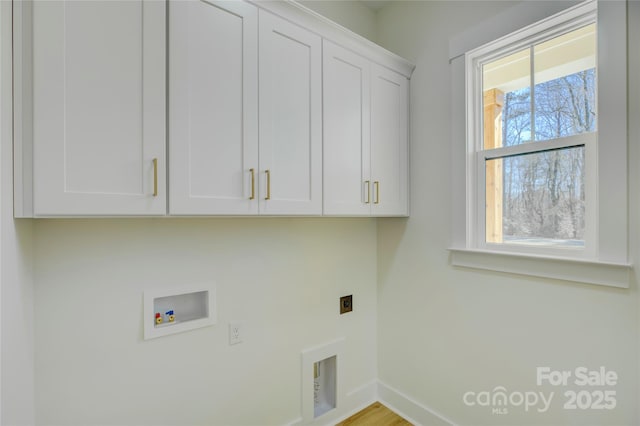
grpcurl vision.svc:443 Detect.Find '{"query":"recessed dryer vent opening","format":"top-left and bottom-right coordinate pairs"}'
top-left (301, 338), bottom-right (344, 423)
top-left (313, 356), bottom-right (337, 418)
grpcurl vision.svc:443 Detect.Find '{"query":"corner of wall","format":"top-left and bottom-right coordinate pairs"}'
top-left (1, 0), bottom-right (36, 423)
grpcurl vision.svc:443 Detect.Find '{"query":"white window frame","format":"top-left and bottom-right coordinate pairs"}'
top-left (449, 0), bottom-right (631, 288)
top-left (466, 5), bottom-right (597, 260)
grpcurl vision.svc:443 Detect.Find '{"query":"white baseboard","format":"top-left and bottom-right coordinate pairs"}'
top-left (284, 379), bottom-right (456, 426)
top-left (325, 379), bottom-right (379, 425)
top-left (377, 380), bottom-right (457, 426)
top-left (283, 417), bottom-right (303, 426)
top-left (285, 380), bottom-right (377, 426)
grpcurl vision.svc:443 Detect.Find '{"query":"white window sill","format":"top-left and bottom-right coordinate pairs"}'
top-left (448, 248), bottom-right (631, 288)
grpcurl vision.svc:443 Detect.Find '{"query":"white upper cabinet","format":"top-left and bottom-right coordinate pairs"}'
top-left (169, 0), bottom-right (258, 215)
top-left (323, 41), bottom-right (371, 216)
top-left (170, 5), bottom-right (321, 216)
top-left (323, 42), bottom-right (409, 216)
top-left (21, 0), bottom-right (166, 216)
top-left (258, 10), bottom-right (322, 215)
top-left (370, 64), bottom-right (409, 216)
top-left (13, 0), bottom-right (413, 218)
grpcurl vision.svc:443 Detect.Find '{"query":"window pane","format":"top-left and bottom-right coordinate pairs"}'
top-left (482, 49), bottom-right (531, 149)
top-left (502, 87), bottom-right (532, 147)
top-left (486, 146), bottom-right (585, 246)
top-left (534, 24), bottom-right (597, 141)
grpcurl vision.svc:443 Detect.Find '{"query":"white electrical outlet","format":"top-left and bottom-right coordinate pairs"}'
top-left (229, 322), bottom-right (243, 345)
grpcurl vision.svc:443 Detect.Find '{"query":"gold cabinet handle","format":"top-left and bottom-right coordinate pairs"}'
top-left (265, 170), bottom-right (271, 200)
top-left (249, 168), bottom-right (255, 200)
top-left (365, 180), bottom-right (370, 204)
top-left (152, 158), bottom-right (158, 197)
top-left (374, 181), bottom-right (379, 204)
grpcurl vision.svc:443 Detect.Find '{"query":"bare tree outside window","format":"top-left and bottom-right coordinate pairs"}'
top-left (501, 69), bottom-right (595, 245)
top-left (481, 23), bottom-right (596, 247)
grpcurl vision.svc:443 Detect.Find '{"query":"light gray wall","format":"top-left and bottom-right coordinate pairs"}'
top-left (298, 0), bottom-right (377, 41)
top-left (24, 3), bottom-right (380, 425)
top-left (1, 1), bottom-right (35, 424)
top-left (375, 1), bottom-right (639, 424)
top-left (34, 218), bottom-right (377, 425)
top-left (9, 1), bottom-right (639, 425)
top-left (628, 0), bottom-right (640, 420)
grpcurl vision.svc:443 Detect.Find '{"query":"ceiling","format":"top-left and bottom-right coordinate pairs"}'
top-left (359, 0), bottom-right (392, 11)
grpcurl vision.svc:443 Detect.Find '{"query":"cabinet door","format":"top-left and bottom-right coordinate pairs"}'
top-left (371, 64), bottom-right (409, 216)
top-left (169, 0), bottom-right (258, 215)
top-left (258, 11), bottom-right (322, 215)
top-left (322, 41), bottom-right (371, 216)
top-left (32, 0), bottom-right (165, 216)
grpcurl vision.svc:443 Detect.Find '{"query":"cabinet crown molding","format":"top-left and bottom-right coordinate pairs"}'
top-left (250, 0), bottom-right (416, 78)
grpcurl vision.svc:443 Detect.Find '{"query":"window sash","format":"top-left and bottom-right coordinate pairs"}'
top-left (475, 132), bottom-right (597, 258)
top-left (481, 132), bottom-right (594, 160)
top-left (452, 0), bottom-right (629, 287)
top-left (466, 9), bottom-right (598, 259)
top-left (468, 6), bottom-right (597, 72)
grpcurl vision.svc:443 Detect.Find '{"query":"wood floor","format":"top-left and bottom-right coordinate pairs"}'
top-left (336, 402), bottom-right (412, 426)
